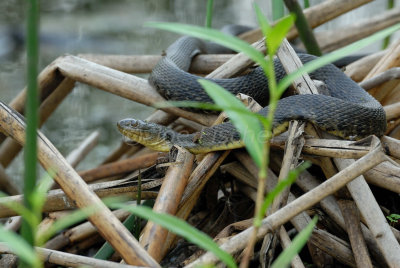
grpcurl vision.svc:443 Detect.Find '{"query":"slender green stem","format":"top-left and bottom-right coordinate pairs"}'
top-left (205, 0), bottom-right (214, 28)
top-left (303, 0), bottom-right (310, 8)
top-left (284, 0), bottom-right (321, 56)
top-left (21, 0), bottom-right (39, 252)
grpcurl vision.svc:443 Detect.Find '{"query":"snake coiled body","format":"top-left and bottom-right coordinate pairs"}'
top-left (118, 34), bottom-right (386, 154)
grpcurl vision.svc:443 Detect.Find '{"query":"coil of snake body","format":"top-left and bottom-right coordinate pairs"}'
top-left (118, 29), bottom-right (386, 154)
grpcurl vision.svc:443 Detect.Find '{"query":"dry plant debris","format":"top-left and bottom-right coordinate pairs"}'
top-left (0, 0), bottom-right (400, 267)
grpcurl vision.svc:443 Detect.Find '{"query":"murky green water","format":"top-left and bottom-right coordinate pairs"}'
top-left (0, 0), bottom-right (394, 183)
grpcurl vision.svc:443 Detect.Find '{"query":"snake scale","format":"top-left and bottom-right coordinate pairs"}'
top-left (118, 29), bottom-right (386, 154)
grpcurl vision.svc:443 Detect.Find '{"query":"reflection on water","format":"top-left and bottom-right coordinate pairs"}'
top-left (0, 0), bottom-right (396, 182)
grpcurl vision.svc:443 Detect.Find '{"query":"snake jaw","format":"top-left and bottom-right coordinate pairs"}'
top-left (117, 118), bottom-right (173, 152)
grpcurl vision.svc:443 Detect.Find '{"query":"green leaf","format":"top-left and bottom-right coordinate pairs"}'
top-left (198, 79), bottom-right (264, 167)
top-left (268, 15), bottom-right (295, 56)
top-left (271, 216), bottom-right (318, 268)
top-left (111, 203), bottom-right (237, 268)
top-left (0, 225), bottom-right (41, 267)
top-left (145, 22), bottom-right (266, 67)
top-left (278, 23), bottom-right (400, 93)
top-left (255, 5), bottom-right (295, 57)
top-left (31, 170), bottom-right (55, 217)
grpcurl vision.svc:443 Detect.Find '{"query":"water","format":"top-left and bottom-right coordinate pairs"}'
top-left (0, 0), bottom-right (397, 181)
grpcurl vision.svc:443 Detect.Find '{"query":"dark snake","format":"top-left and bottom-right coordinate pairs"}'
top-left (117, 28), bottom-right (386, 154)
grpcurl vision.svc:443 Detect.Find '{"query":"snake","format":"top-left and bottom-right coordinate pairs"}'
top-left (117, 28), bottom-right (386, 154)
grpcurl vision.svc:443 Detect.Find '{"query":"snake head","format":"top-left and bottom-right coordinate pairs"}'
top-left (117, 118), bottom-right (174, 152)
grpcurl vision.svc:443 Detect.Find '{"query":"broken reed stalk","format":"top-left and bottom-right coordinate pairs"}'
top-left (0, 77), bottom-right (76, 168)
top-left (224, 160), bottom-right (389, 267)
top-left (0, 102), bottom-right (159, 267)
top-left (337, 200), bottom-right (373, 268)
top-left (45, 209), bottom-right (131, 250)
top-left (359, 67), bottom-right (400, 91)
top-left (316, 8), bottom-right (400, 52)
top-left (345, 50), bottom-right (386, 82)
top-left (79, 54), bottom-right (233, 75)
top-left (334, 158), bottom-right (400, 266)
top-left (78, 152), bottom-right (160, 182)
top-left (0, 178), bottom-right (162, 218)
top-left (0, 242), bottom-right (138, 268)
top-left (289, 204), bottom-right (357, 268)
top-left (240, 0), bottom-right (373, 43)
top-left (186, 143), bottom-right (387, 267)
top-left (140, 147), bottom-right (195, 262)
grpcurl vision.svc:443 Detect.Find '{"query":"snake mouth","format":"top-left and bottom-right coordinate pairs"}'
top-left (117, 118), bottom-right (173, 152)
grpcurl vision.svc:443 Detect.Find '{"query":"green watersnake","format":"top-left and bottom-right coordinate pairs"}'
top-left (117, 31), bottom-right (386, 154)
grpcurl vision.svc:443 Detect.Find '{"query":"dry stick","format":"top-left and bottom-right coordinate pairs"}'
top-left (45, 209), bottom-right (131, 250)
top-left (78, 152), bottom-right (161, 182)
top-left (0, 103), bottom-right (159, 267)
top-left (337, 200), bottom-right (373, 268)
top-left (381, 135), bottom-right (400, 159)
top-left (223, 161), bottom-right (387, 266)
top-left (365, 161), bottom-right (400, 194)
top-left (0, 77), bottom-right (76, 168)
top-left (334, 158), bottom-right (400, 266)
top-left (345, 50), bottom-right (386, 82)
top-left (0, 179), bottom-right (161, 218)
top-left (0, 243), bottom-right (140, 268)
top-left (385, 102), bottom-right (400, 121)
top-left (239, 0), bottom-right (373, 43)
top-left (295, 170), bottom-right (394, 267)
top-left (79, 54), bottom-right (233, 75)
top-left (185, 143), bottom-right (387, 267)
top-left (0, 58), bottom-right (63, 145)
top-left (271, 136), bottom-right (372, 159)
top-left (315, 8), bottom-right (400, 52)
top-left (289, 200), bottom-right (357, 268)
top-left (359, 67), bottom-right (400, 91)
top-left (140, 147), bottom-right (195, 262)
top-left (55, 55), bottom-right (216, 127)
top-left (364, 40), bottom-right (400, 81)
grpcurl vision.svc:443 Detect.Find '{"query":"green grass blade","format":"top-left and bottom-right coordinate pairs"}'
top-left (198, 79), bottom-right (264, 167)
top-left (145, 22), bottom-right (266, 66)
top-left (23, 0), bottom-right (40, 248)
top-left (271, 216), bottom-right (318, 268)
top-left (278, 23), bottom-right (400, 94)
top-left (255, 5), bottom-right (295, 57)
top-left (205, 0), bottom-right (214, 28)
top-left (111, 203), bottom-right (237, 268)
top-left (0, 225), bottom-right (41, 267)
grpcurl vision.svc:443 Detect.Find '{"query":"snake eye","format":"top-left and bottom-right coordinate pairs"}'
top-left (131, 121), bottom-right (139, 127)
